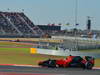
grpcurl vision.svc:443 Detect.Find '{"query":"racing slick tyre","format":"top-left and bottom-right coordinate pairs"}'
top-left (85, 62), bottom-right (93, 69)
top-left (38, 59), bottom-right (56, 68)
top-left (48, 60), bottom-right (57, 68)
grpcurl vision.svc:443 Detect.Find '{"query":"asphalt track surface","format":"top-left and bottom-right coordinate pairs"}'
top-left (0, 65), bottom-right (100, 75)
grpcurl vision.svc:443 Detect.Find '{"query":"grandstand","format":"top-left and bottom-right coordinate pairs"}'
top-left (0, 11), bottom-right (44, 38)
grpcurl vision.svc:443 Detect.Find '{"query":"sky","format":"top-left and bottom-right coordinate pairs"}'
top-left (0, 0), bottom-right (100, 30)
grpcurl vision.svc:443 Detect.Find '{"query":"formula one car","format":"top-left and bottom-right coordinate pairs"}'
top-left (38, 55), bottom-right (95, 69)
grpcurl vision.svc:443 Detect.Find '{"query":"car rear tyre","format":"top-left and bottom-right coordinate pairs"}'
top-left (85, 62), bottom-right (93, 69)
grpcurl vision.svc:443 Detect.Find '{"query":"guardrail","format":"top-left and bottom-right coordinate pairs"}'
top-left (31, 48), bottom-right (100, 58)
top-left (52, 36), bottom-right (100, 42)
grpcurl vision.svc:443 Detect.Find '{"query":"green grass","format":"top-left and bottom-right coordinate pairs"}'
top-left (0, 48), bottom-right (30, 64)
top-left (0, 41), bottom-right (33, 47)
top-left (0, 47), bottom-right (65, 65)
top-left (80, 49), bottom-right (100, 53)
top-left (95, 58), bottom-right (100, 67)
top-left (0, 41), bottom-right (99, 67)
top-left (0, 47), bottom-right (99, 66)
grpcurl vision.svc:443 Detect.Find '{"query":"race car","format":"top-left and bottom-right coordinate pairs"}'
top-left (38, 55), bottom-right (95, 69)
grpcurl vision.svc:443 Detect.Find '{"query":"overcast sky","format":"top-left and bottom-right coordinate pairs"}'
top-left (0, 0), bottom-right (100, 30)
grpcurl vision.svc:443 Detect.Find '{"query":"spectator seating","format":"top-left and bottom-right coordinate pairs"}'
top-left (0, 12), bottom-right (44, 37)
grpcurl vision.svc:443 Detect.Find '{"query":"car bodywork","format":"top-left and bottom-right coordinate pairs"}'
top-left (38, 56), bottom-right (95, 69)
